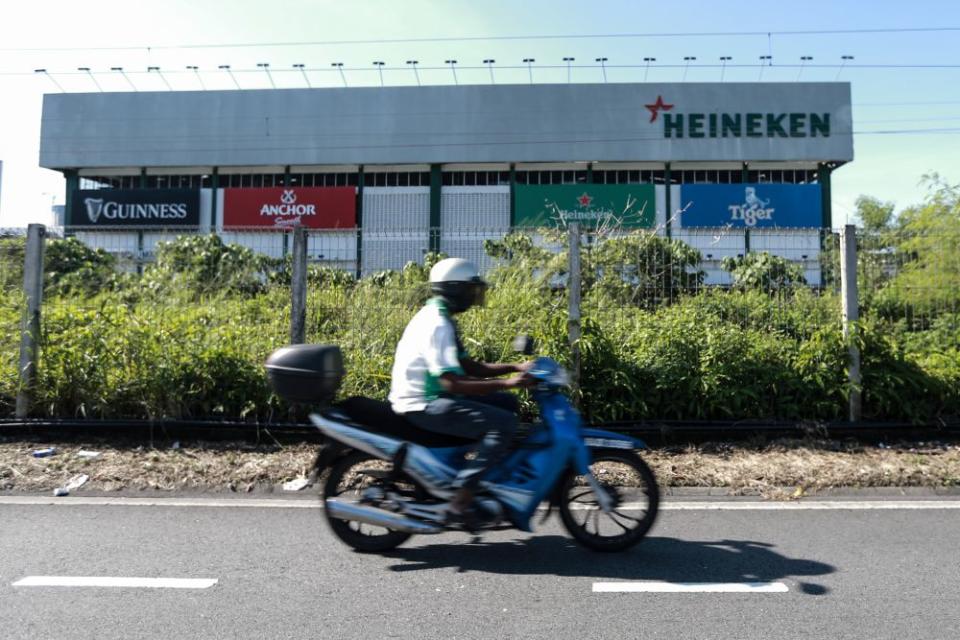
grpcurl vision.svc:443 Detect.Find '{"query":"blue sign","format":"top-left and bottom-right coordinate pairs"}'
top-left (679, 184), bottom-right (822, 228)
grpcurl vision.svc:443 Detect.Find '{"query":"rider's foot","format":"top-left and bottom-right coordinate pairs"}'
top-left (445, 486), bottom-right (484, 531)
top-left (445, 504), bottom-right (482, 532)
top-left (449, 487), bottom-right (474, 512)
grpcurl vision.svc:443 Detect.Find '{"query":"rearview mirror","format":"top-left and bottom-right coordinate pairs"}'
top-left (512, 335), bottom-right (535, 356)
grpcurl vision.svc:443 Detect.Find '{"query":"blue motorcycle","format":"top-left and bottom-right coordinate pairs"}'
top-left (265, 340), bottom-right (659, 553)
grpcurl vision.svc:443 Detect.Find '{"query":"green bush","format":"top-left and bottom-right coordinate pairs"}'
top-left (722, 251), bottom-right (807, 291)
top-left (0, 289), bottom-right (22, 417)
top-left (33, 292), bottom-right (288, 419)
top-left (585, 233), bottom-right (704, 307)
top-left (585, 296), bottom-right (837, 422)
top-left (44, 237), bottom-right (121, 296)
top-left (1, 189), bottom-right (958, 423)
top-left (142, 234), bottom-right (274, 298)
top-left (0, 236), bottom-right (25, 290)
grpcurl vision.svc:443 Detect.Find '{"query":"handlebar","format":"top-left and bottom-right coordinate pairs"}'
top-left (526, 356), bottom-right (570, 388)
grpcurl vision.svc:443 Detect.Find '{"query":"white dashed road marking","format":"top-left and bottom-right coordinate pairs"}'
top-left (593, 581), bottom-right (789, 593)
top-left (12, 576), bottom-right (218, 589)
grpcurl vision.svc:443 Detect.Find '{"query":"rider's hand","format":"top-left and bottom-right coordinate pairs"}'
top-left (514, 361), bottom-right (535, 374)
top-left (506, 372), bottom-right (537, 389)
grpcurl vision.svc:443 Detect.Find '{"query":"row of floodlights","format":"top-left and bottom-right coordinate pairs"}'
top-left (35, 55), bottom-right (856, 91)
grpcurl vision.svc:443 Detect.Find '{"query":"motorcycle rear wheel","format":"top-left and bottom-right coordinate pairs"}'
top-left (323, 451), bottom-right (413, 553)
top-left (558, 450), bottom-right (659, 552)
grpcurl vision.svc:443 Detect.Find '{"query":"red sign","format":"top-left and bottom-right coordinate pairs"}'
top-left (222, 187), bottom-right (356, 228)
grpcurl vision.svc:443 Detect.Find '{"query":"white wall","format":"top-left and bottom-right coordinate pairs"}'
top-left (361, 187), bottom-right (430, 274)
top-left (439, 186), bottom-right (510, 273)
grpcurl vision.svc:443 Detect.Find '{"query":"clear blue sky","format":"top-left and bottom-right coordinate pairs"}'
top-left (1, 0), bottom-right (958, 226)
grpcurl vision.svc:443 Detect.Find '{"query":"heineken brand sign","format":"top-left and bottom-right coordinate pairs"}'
top-left (40, 83), bottom-right (852, 167)
top-left (645, 95), bottom-right (831, 139)
top-left (514, 184), bottom-right (655, 228)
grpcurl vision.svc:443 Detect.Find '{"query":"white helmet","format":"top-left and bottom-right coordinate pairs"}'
top-left (429, 258), bottom-right (487, 313)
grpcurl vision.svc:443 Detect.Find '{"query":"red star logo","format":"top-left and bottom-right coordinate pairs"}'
top-left (577, 192), bottom-right (593, 207)
top-left (645, 95), bottom-right (674, 123)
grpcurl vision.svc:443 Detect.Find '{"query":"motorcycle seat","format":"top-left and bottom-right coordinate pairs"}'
top-left (323, 396), bottom-right (475, 448)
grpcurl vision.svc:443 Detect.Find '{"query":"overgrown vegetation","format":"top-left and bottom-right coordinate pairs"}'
top-left (0, 178), bottom-right (957, 424)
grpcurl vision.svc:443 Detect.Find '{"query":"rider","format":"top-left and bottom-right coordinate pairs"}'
top-left (388, 258), bottom-right (534, 522)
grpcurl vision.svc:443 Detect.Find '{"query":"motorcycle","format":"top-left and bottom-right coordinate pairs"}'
top-left (265, 338), bottom-right (659, 553)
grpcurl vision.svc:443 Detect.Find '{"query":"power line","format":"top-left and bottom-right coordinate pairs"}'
top-left (6, 61), bottom-right (960, 77)
top-left (856, 115), bottom-right (960, 124)
top-left (41, 122), bottom-right (960, 143)
top-left (2, 26), bottom-right (959, 52)
top-left (35, 99), bottom-right (956, 124)
top-left (36, 127), bottom-right (960, 158)
top-left (855, 100), bottom-right (960, 106)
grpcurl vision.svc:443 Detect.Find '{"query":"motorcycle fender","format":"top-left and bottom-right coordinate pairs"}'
top-left (311, 439), bottom-right (350, 473)
top-left (580, 427), bottom-right (647, 451)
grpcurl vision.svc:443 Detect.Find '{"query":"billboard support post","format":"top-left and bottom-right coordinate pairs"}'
top-left (16, 224), bottom-right (46, 418)
top-left (63, 171), bottom-right (78, 236)
top-left (290, 226), bottom-right (308, 345)
top-left (429, 164), bottom-right (442, 254)
top-left (819, 163), bottom-right (833, 228)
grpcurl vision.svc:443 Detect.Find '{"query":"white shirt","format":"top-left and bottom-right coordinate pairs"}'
top-left (389, 298), bottom-right (465, 413)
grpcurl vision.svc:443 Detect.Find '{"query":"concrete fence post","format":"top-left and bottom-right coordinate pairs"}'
top-left (290, 226), bottom-right (308, 345)
top-left (840, 224), bottom-right (862, 423)
top-left (567, 222), bottom-right (582, 401)
top-left (16, 224), bottom-right (46, 418)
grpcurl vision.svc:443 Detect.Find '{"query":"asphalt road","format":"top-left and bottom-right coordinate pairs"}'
top-left (1, 495), bottom-right (959, 640)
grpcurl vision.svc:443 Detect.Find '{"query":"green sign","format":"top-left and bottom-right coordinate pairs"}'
top-left (514, 184), bottom-right (655, 228)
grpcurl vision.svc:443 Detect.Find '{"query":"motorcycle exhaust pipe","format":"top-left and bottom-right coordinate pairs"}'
top-left (325, 499), bottom-right (443, 534)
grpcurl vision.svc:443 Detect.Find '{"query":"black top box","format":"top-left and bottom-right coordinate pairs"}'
top-left (265, 344), bottom-right (344, 403)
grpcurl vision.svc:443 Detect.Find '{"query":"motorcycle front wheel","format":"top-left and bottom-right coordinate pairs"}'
top-left (323, 451), bottom-right (413, 553)
top-left (558, 450), bottom-right (659, 552)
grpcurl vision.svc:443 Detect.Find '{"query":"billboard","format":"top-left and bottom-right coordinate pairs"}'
top-left (678, 184), bottom-right (822, 228)
top-left (222, 187), bottom-right (356, 228)
top-left (70, 189), bottom-right (200, 227)
top-left (40, 83), bottom-right (852, 168)
top-left (514, 184), bottom-right (655, 228)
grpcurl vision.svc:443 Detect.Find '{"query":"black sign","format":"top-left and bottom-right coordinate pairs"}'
top-left (69, 189), bottom-right (201, 228)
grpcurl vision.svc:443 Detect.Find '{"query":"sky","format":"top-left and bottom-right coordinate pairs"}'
top-left (0, 0), bottom-right (958, 227)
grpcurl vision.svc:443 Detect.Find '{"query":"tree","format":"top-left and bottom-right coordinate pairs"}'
top-left (855, 196), bottom-right (898, 300)
top-left (854, 195), bottom-right (895, 232)
top-left (874, 175), bottom-right (960, 322)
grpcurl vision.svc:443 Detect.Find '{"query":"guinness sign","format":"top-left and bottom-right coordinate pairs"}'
top-left (69, 189), bottom-right (201, 228)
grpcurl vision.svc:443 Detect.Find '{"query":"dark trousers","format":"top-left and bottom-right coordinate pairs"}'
top-left (405, 393), bottom-right (519, 491)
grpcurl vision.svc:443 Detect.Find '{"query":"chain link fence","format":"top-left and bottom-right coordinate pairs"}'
top-left (858, 228), bottom-right (960, 331)
top-left (2, 223), bottom-right (958, 425)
